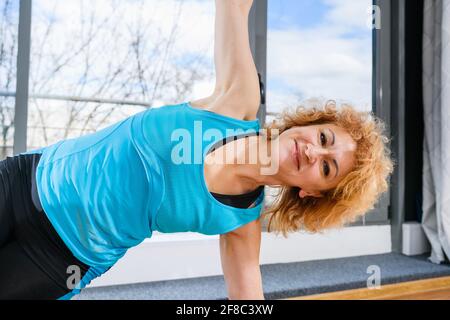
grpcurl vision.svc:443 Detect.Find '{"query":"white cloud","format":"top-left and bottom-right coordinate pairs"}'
top-left (323, 0), bottom-right (375, 30)
top-left (267, 0), bottom-right (373, 113)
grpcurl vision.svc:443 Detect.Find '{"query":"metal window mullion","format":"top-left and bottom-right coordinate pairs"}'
top-left (378, 0), bottom-right (392, 211)
top-left (249, 0), bottom-right (267, 125)
top-left (350, 0), bottom-right (392, 227)
top-left (0, 91), bottom-right (151, 107)
top-left (388, 0), bottom-right (406, 253)
top-left (249, 0), bottom-right (268, 231)
top-left (13, 0), bottom-right (32, 155)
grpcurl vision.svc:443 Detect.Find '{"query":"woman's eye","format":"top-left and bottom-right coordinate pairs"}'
top-left (323, 161), bottom-right (330, 177)
top-left (320, 132), bottom-right (327, 146)
top-left (320, 131), bottom-right (329, 177)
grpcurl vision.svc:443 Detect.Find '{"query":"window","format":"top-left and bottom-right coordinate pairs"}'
top-left (28, 0), bottom-right (216, 149)
top-left (264, 0), bottom-right (384, 225)
top-left (266, 0), bottom-right (373, 120)
top-left (0, 0), bottom-right (19, 158)
top-left (7, 0), bottom-right (388, 227)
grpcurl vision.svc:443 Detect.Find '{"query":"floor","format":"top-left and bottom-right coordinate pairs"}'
top-left (74, 252), bottom-right (450, 300)
top-left (287, 275), bottom-right (450, 300)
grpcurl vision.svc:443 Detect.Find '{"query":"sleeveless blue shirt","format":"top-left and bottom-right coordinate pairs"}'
top-left (25, 102), bottom-right (265, 268)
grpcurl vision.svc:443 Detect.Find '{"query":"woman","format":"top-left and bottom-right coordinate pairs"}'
top-left (0, 0), bottom-right (393, 300)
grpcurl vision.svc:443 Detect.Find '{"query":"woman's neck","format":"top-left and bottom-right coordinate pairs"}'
top-left (230, 135), bottom-right (281, 191)
top-left (204, 134), bottom-right (282, 194)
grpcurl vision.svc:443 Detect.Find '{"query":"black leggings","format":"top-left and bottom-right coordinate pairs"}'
top-left (0, 153), bottom-right (90, 300)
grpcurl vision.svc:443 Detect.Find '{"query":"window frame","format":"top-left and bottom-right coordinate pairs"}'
top-left (356, 0), bottom-right (392, 226)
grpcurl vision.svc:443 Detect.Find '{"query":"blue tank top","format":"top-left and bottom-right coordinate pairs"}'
top-left (23, 102), bottom-right (265, 268)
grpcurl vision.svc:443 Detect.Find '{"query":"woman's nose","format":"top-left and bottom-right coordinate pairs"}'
top-left (305, 143), bottom-right (329, 162)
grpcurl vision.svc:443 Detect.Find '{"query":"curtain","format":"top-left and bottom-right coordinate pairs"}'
top-left (422, 0), bottom-right (450, 264)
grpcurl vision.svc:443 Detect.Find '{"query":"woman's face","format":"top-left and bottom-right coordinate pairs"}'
top-left (272, 123), bottom-right (357, 198)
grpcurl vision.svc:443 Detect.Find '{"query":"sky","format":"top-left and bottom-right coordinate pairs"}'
top-left (29, 0), bottom-right (373, 109)
top-left (266, 0), bottom-right (373, 113)
top-left (176, 0), bottom-right (374, 113)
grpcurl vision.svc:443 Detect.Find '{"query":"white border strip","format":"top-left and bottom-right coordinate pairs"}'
top-left (88, 225), bottom-right (391, 288)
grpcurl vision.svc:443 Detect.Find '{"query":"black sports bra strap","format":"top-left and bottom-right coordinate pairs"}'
top-left (206, 131), bottom-right (263, 208)
top-left (206, 131), bottom-right (260, 156)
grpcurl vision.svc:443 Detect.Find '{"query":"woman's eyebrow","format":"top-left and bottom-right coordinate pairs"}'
top-left (328, 128), bottom-right (335, 145)
top-left (328, 128), bottom-right (339, 178)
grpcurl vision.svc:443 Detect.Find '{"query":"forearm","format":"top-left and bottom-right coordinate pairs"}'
top-left (214, 0), bottom-right (259, 94)
top-left (220, 234), bottom-right (265, 300)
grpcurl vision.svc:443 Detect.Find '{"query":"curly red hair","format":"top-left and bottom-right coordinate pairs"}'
top-left (260, 100), bottom-right (395, 236)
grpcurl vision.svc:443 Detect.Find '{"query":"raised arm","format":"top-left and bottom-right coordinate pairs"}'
top-left (213, 0), bottom-right (261, 118)
top-left (219, 218), bottom-right (265, 300)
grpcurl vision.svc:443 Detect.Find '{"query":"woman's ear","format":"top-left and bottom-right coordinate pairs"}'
top-left (298, 189), bottom-right (324, 199)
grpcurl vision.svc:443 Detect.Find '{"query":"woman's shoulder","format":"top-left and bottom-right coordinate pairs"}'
top-left (189, 92), bottom-right (259, 122)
